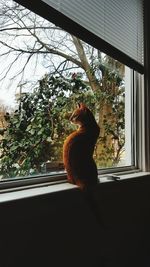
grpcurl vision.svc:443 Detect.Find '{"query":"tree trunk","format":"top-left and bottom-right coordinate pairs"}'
top-left (72, 36), bottom-right (100, 91)
top-left (72, 36), bottom-right (116, 167)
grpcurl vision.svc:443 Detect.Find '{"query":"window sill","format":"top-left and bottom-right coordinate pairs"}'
top-left (99, 171), bottom-right (150, 182)
top-left (0, 182), bottom-right (78, 203)
top-left (0, 171), bottom-right (150, 204)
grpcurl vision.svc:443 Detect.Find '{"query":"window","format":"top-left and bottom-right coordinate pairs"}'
top-left (0, 0), bottom-right (144, 187)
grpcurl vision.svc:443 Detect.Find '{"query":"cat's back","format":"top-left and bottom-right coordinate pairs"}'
top-left (63, 129), bottom-right (88, 160)
top-left (63, 103), bottom-right (100, 188)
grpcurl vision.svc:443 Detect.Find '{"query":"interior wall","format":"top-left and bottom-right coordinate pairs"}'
top-left (0, 175), bottom-right (150, 267)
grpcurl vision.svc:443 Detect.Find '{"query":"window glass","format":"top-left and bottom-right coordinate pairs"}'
top-left (0, 0), bottom-right (134, 180)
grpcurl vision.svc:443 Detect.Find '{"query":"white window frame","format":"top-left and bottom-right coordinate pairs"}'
top-left (0, 0), bottom-right (148, 191)
top-left (0, 71), bottom-right (143, 190)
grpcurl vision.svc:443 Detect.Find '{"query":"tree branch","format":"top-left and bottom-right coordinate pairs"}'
top-left (0, 26), bottom-right (60, 32)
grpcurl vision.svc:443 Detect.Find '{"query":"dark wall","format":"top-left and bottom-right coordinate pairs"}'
top-left (0, 175), bottom-right (150, 267)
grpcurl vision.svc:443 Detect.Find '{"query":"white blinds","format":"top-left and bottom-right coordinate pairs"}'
top-left (42, 0), bottom-right (144, 66)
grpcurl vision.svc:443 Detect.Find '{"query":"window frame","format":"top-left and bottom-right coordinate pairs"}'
top-left (0, 0), bottom-right (147, 190)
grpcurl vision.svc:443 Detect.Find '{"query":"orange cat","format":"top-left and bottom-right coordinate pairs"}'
top-left (63, 103), bottom-right (100, 190)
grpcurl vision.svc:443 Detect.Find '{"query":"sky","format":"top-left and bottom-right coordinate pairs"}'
top-left (0, 0), bottom-right (52, 109)
top-left (0, 0), bottom-right (103, 110)
top-left (0, 60), bottom-right (47, 109)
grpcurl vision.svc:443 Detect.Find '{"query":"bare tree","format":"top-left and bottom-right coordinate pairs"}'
top-left (0, 0), bottom-right (125, 166)
top-left (0, 1), bottom-right (83, 85)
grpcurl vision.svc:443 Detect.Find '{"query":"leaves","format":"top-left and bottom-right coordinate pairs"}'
top-left (0, 59), bottom-right (125, 178)
top-left (0, 74), bottom-right (93, 178)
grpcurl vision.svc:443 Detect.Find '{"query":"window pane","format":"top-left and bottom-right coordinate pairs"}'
top-left (0, 0), bottom-right (134, 180)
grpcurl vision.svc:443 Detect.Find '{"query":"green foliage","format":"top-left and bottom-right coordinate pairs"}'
top-left (91, 61), bottom-right (125, 166)
top-left (0, 74), bottom-right (96, 178)
top-left (0, 65), bottom-right (125, 178)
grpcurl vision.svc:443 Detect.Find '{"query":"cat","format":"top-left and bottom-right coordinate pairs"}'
top-left (63, 103), bottom-right (100, 190)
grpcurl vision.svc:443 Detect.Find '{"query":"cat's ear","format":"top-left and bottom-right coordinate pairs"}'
top-left (80, 103), bottom-right (86, 108)
top-left (77, 103), bottom-right (86, 109)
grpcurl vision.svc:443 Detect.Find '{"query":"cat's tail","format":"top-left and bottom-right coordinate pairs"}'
top-left (82, 185), bottom-right (105, 228)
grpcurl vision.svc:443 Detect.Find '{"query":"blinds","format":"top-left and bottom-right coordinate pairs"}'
top-left (42, 0), bottom-right (144, 66)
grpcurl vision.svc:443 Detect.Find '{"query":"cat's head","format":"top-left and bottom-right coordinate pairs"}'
top-left (70, 103), bottom-right (93, 126)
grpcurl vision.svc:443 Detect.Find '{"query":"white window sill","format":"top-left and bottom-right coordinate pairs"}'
top-left (0, 182), bottom-right (77, 203)
top-left (99, 171), bottom-right (150, 182)
top-left (0, 171), bottom-right (149, 204)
